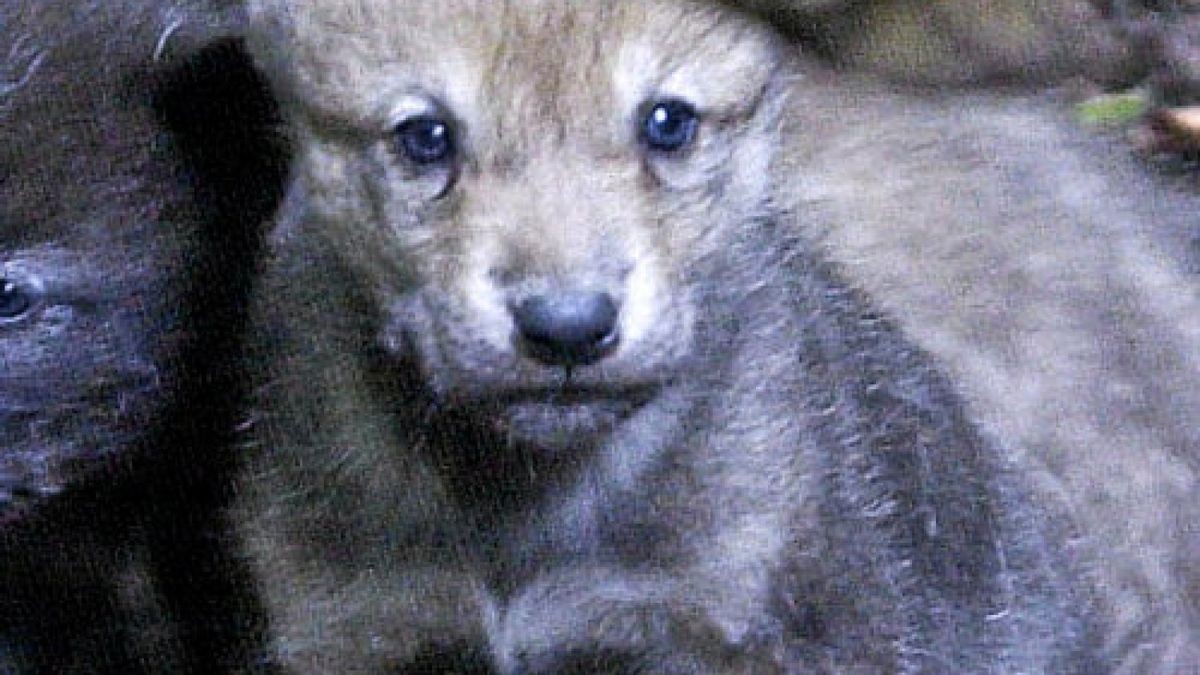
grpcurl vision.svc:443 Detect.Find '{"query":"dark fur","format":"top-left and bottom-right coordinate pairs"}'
top-left (721, 0), bottom-right (1142, 86)
top-left (0, 2), bottom-right (284, 671)
top-left (238, 2), bottom-right (1099, 671)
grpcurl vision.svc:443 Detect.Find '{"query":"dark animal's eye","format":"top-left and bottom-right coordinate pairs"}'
top-left (641, 99), bottom-right (699, 152)
top-left (393, 116), bottom-right (454, 165)
top-left (0, 278), bottom-right (33, 320)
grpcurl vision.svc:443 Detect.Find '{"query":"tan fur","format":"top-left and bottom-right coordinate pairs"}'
top-left (779, 73), bottom-right (1200, 672)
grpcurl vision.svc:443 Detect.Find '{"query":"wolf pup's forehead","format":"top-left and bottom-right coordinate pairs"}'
top-left (248, 0), bottom-right (781, 131)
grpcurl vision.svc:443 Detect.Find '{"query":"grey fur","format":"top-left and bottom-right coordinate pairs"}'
top-left (779, 73), bottom-right (1200, 673)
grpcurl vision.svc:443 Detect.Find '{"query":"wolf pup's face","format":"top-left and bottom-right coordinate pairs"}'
top-left (254, 0), bottom-right (783, 447)
top-left (0, 25), bottom-right (183, 520)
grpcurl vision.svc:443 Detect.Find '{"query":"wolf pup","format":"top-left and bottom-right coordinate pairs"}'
top-left (1, 2), bottom-right (283, 670)
top-left (238, 1), bottom-right (1098, 672)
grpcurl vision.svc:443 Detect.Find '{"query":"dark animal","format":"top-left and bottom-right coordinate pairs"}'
top-left (0, 2), bottom-right (284, 671)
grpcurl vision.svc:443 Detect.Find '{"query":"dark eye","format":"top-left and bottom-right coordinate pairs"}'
top-left (641, 99), bottom-right (699, 152)
top-left (393, 115), bottom-right (454, 165)
top-left (0, 277), bottom-right (33, 320)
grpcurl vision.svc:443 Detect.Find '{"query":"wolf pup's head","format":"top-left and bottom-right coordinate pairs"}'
top-left (253, 0), bottom-right (786, 449)
top-left (1, 3), bottom-right (280, 522)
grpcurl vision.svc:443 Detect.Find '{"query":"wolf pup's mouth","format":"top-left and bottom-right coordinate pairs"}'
top-left (485, 381), bottom-right (658, 449)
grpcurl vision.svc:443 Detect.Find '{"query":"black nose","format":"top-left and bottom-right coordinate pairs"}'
top-left (512, 292), bottom-right (619, 367)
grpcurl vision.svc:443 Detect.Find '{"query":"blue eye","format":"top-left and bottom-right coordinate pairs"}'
top-left (641, 99), bottom-right (699, 152)
top-left (0, 278), bottom-right (33, 320)
top-left (393, 116), bottom-right (454, 165)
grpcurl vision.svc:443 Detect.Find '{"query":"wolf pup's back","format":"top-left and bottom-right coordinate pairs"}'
top-left (779, 74), bottom-right (1200, 672)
